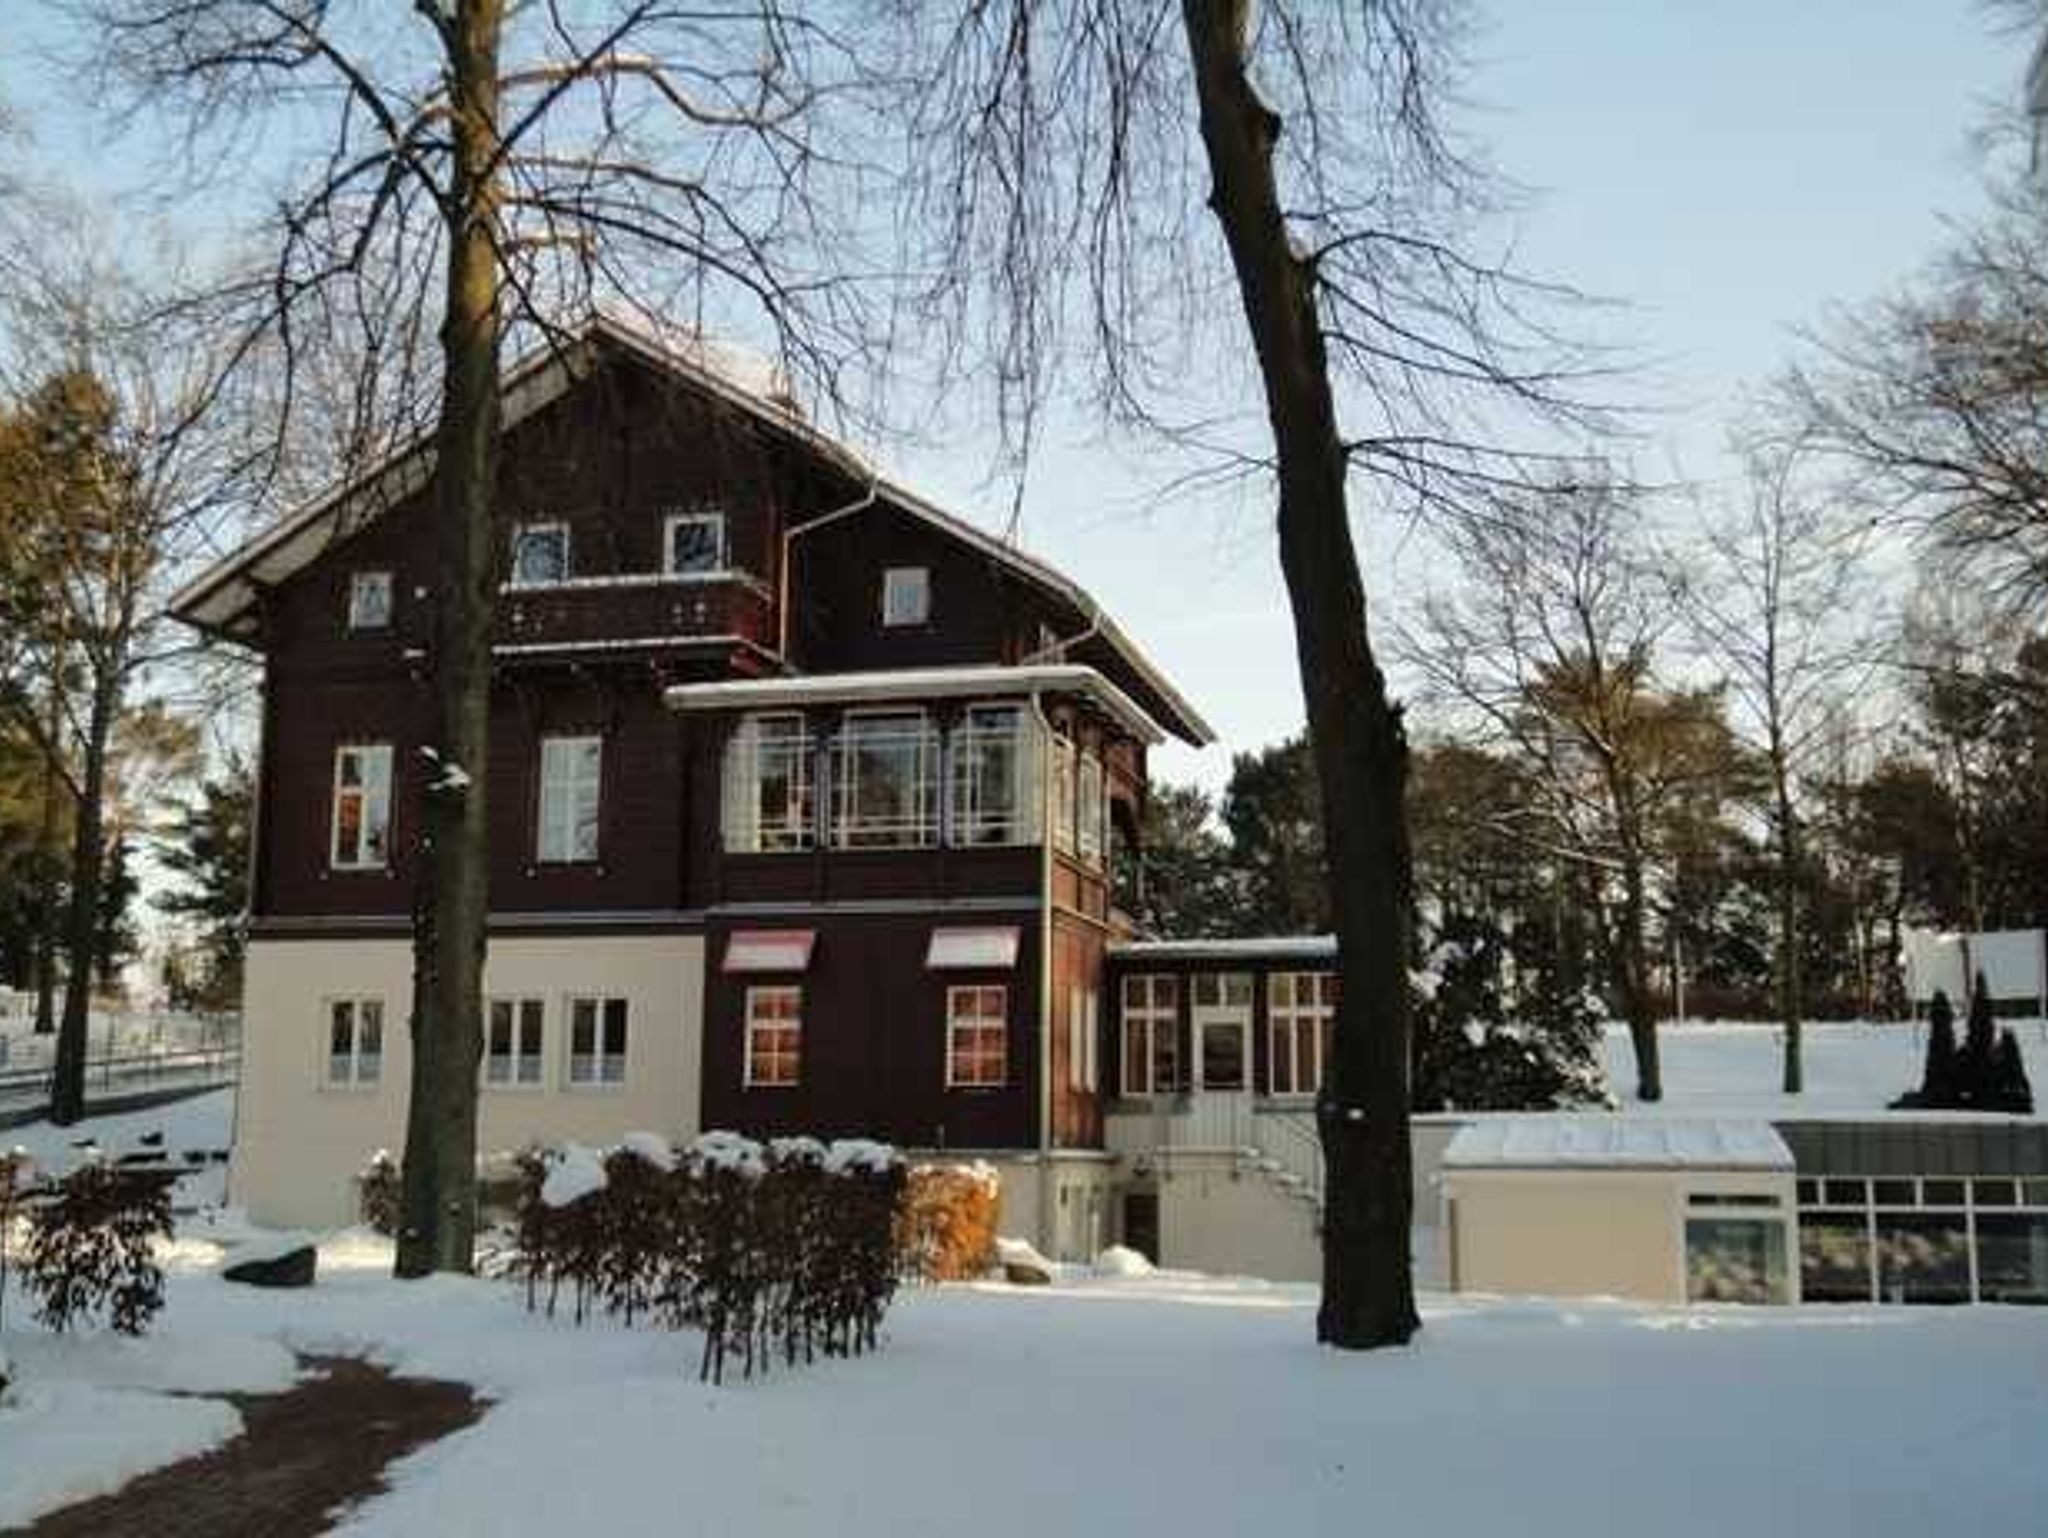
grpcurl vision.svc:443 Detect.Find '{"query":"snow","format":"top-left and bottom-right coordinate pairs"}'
top-left (822, 1138), bottom-right (899, 1176)
top-left (1601, 1020), bottom-right (2048, 1117)
top-left (538, 1143), bottom-right (608, 1208)
top-left (1092, 1245), bottom-right (1156, 1278)
top-left (1443, 1116), bottom-right (1794, 1171)
top-left (618, 1131), bottom-right (677, 1172)
top-left (4, 1088), bottom-right (235, 1208)
top-left (689, 1129), bottom-right (766, 1178)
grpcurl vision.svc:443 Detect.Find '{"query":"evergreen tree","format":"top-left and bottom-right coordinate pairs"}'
top-left (1991, 1030), bottom-right (2034, 1115)
top-left (153, 756), bottom-right (252, 1010)
top-left (1897, 988), bottom-right (1959, 1109)
top-left (1220, 736), bottom-right (1327, 935)
top-left (1959, 972), bottom-right (1999, 1108)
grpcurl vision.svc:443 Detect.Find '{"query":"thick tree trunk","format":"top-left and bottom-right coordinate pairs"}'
top-left (396, 0), bottom-right (504, 1278)
top-left (1179, 0), bottom-right (1418, 1350)
top-left (49, 679), bottom-right (116, 1126)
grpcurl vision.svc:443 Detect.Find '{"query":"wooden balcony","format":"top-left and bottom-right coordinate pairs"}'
top-left (493, 572), bottom-right (777, 658)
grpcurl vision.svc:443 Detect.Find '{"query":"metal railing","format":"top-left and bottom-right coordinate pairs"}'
top-left (0, 1045), bottom-right (241, 1111)
top-left (1109, 1092), bottom-right (1327, 1209)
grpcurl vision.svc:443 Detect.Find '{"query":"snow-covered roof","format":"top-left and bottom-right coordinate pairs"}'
top-left (167, 312), bottom-right (1213, 746)
top-left (663, 663), bottom-right (1167, 746)
top-left (1108, 936), bottom-right (1337, 962)
top-left (1442, 1115), bottom-right (1794, 1172)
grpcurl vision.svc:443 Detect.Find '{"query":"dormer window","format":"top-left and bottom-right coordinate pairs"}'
top-left (665, 510), bottom-right (726, 575)
top-left (882, 565), bottom-right (930, 627)
top-left (510, 522), bottom-right (569, 586)
top-left (347, 571), bottom-right (393, 631)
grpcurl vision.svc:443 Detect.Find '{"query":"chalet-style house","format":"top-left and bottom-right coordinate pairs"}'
top-left (173, 315), bottom-right (1336, 1277)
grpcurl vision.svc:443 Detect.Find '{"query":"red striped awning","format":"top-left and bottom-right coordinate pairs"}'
top-left (926, 926), bottom-right (1021, 970)
top-left (723, 929), bottom-right (816, 973)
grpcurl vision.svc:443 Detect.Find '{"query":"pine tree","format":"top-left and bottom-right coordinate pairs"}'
top-left (1902, 988), bottom-right (1959, 1109)
top-left (1991, 1030), bottom-right (2034, 1115)
top-left (1959, 972), bottom-right (1998, 1108)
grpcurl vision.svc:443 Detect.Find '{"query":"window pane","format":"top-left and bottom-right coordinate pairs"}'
top-left (1923, 1179), bottom-right (1965, 1207)
top-left (1823, 1178), bottom-right (1867, 1206)
top-left (512, 526), bottom-right (567, 583)
top-left (1685, 1218), bottom-right (1788, 1303)
top-left (1876, 1214), bottom-right (1972, 1303)
top-left (1872, 1179), bottom-right (1915, 1206)
top-left (1200, 1023), bottom-right (1245, 1090)
top-left (833, 713), bottom-right (936, 847)
top-left (1976, 1214), bottom-right (2048, 1304)
top-left (1799, 1213), bottom-right (1873, 1303)
top-left (669, 514), bottom-right (723, 573)
top-left (1974, 1179), bottom-right (2018, 1209)
top-left (882, 566), bottom-right (929, 626)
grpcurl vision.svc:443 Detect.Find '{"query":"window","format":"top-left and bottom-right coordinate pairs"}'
top-left (745, 985), bottom-right (803, 1088)
top-left (881, 565), bottom-right (930, 627)
top-left (330, 744), bottom-right (393, 870)
top-left (1069, 985), bottom-right (1087, 1091)
top-left (723, 714), bottom-right (816, 852)
top-left (1076, 753), bottom-right (1105, 866)
top-left (486, 998), bottom-right (545, 1088)
top-left (537, 735), bottom-right (602, 863)
top-left (325, 998), bottom-right (383, 1087)
top-left (665, 510), bottom-right (726, 574)
top-left (510, 522), bottom-right (569, 586)
top-left (348, 571), bottom-right (393, 631)
top-left (831, 710), bottom-right (939, 848)
top-left (1684, 1217), bottom-right (1790, 1304)
top-left (1121, 974), bottom-right (1179, 1096)
top-left (1083, 988), bottom-right (1099, 1092)
top-left (946, 985), bottom-right (1007, 1088)
top-left (1269, 971), bottom-right (1336, 1097)
top-left (1051, 736), bottom-right (1077, 855)
top-left (567, 996), bottom-right (629, 1086)
top-left (949, 704), bottom-right (1040, 846)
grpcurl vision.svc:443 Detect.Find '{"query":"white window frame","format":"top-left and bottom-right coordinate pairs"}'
top-left (1068, 984), bottom-right (1087, 1091)
top-left (881, 565), bottom-right (931, 627)
top-left (1268, 971), bottom-right (1335, 1099)
top-left (945, 984), bottom-right (1008, 1089)
top-left (509, 520), bottom-right (571, 587)
top-left (566, 995), bottom-right (629, 1088)
top-left (536, 734), bottom-right (603, 864)
top-left (323, 996), bottom-right (384, 1089)
top-left (948, 703), bottom-right (1040, 847)
top-left (1121, 974), bottom-right (1178, 1097)
top-left (329, 743), bottom-right (394, 871)
top-left (1083, 987), bottom-right (1099, 1092)
top-left (1076, 752), bottom-right (1105, 866)
top-left (830, 708), bottom-right (940, 849)
top-left (722, 713), bottom-right (816, 852)
top-left (347, 570), bottom-right (394, 631)
top-left (485, 996), bottom-right (547, 1090)
top-left (1051, 735), bottom-right (1077, 855)
top-left (743, 984), bottom-right (803, 1088)
top-left (664, 509), bottom-right (727, 576)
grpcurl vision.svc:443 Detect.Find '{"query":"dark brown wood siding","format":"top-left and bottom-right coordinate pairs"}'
top-left (702, 912), bottom-right (1041, 1149)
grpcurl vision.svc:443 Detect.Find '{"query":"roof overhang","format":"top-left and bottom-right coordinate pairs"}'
top-left (1108, 936), bottom-right (1337, 963)
top-left (663, 663), bottom-right (1167, 747)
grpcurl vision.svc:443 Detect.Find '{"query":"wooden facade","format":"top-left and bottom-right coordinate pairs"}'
top-left (183, 318), bottom-right (1212, 1159)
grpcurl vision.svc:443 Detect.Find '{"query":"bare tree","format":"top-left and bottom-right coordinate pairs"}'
top-left (76, 0), bottom-right (889, 1274)
top-left (1788, 184), bottom-right (2048, 629)
top-left (1671, 440), bottom-right (1871, 1092)
top-left (0, 233), bottom-right (249, 1124)
top-left (894, 0), bottom-right (1601, 1347)
top-left (1399, 478), bottom-right (1739, 1103)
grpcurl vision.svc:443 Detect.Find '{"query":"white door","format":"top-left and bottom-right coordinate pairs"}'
top-left (1189, 971), bottom-right (1253, 1146)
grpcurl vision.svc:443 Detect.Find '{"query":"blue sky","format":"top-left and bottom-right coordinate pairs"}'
top-left (0, 3), bottom-right (2027, 790)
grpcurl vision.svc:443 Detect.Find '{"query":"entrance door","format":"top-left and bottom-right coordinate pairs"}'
top-left (1189, 971), bottom-right (1253, 1145)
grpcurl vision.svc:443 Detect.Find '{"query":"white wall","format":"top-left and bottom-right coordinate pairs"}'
top-left (235, 934), bottom-right (704, 1227)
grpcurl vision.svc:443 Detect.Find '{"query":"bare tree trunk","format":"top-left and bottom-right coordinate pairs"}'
top-left (1773, 761), bottom-right (1804, 1093)
top-left (49, 676), bottom-right (117, 1126)
top-left (1179, 0), bottom-right (1417, 1350)
top-left (32, 682), bottom-right (63, 1037)
top-left (395, 0), bottom-right (504, 1278)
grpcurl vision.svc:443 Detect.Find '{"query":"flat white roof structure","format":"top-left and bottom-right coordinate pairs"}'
top-left (1443, 1115), bottom-right (1794, 1173)
top-left (1107, 936), bottom-right (1337, 962)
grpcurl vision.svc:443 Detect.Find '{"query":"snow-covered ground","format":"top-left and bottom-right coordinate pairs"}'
top-left (1601, 1018), bottom-right (2048, 1115)
top-left (6, 1090), bottom-right (2048, 1535)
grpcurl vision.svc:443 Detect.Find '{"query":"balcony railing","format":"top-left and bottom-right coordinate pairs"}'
top-left (495, 571), bottom-right (776, 655)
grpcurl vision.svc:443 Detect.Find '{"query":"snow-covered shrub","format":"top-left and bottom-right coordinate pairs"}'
top-left (0, 1149), bottom-right (24, 1334)
top-left (355, 1149), bottom-right (401, 1236)
top-left (19, 1158), bottom-right (176, 1336)
top-left (510, 1130), bottom-right (908, 1384)
top-left (895, 1162), bottom-right (1000, 1282)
